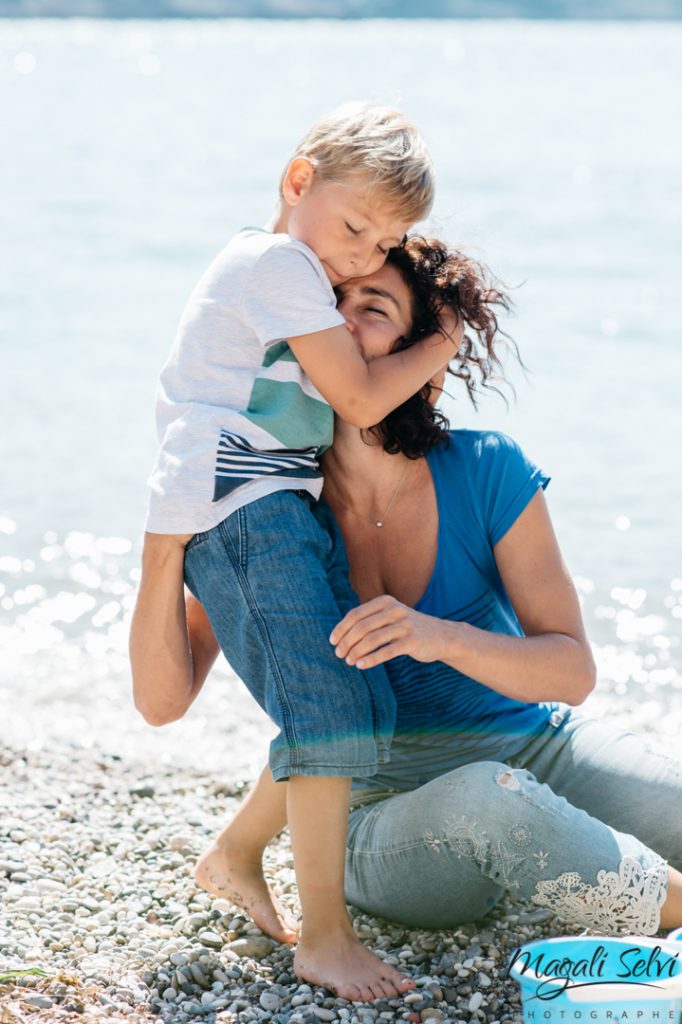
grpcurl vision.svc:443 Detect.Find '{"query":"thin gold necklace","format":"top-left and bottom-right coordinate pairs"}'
top-left (340, 459), bottom-right (410, 528)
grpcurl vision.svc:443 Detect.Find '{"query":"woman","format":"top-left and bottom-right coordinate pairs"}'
top-left (134, 237), bottom-right (682, 974)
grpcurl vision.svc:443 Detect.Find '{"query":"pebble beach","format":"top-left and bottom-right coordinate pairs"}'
top-left (1, 526), bottom-right (681, 1024)
top-left (0, 735), bottom-right (603, 1024)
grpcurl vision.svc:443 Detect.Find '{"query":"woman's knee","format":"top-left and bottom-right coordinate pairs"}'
top-left (420, 760), bottom-right (525, 828)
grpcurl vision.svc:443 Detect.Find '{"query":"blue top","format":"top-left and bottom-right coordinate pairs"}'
top-left (350, 429), bottom-right (560, 792)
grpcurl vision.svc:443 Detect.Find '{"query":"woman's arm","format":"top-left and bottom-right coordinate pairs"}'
top-left (129, 533), bottom-right (220, 726)
top-left (330, 489), bottom-right (596, 706)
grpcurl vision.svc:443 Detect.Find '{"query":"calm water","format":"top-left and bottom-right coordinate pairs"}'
top-left (1, 18), bottom-right (681, 771)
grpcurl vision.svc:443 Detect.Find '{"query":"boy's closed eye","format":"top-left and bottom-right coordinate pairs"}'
top-left (344, 220), bottom-right (388, 256)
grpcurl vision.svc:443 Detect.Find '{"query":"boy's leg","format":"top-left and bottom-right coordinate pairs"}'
top-left (184, 493), bottom-right (407, 1000)
top-left (287, 775), bottom-right (416, 1001)
top-left (194, 765), bottom-right (298, 945)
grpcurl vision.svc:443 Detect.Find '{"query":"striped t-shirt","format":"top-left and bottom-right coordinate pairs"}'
top-left (146, 228), bottom-right (344, 534)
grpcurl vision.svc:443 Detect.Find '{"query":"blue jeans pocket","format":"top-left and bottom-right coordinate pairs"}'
top-left (185, 530), bottom-right (211, 552)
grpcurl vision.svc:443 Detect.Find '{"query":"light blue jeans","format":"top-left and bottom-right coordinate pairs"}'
top-left (345, 706), bottom-right (682, 934)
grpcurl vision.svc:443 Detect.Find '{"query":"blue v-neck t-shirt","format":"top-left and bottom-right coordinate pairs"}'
top-left (348, 429), bottom-right (561, 792)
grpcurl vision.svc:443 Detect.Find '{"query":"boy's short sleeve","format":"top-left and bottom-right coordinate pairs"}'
top-left (474, 432), bottom-right (550, 547)
top-left (241, 242), bottom-right (345, 347)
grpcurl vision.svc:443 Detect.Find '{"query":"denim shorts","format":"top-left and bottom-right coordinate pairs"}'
top-left (183, 489), bottom-right (397, 782)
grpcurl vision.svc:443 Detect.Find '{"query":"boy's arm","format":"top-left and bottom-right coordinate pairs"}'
top-left (287, 310), bottom-right (461, 430)
top-left (129, 533), bottom-right (219, 726)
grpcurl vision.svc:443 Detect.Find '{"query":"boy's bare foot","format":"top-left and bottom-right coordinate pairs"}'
top-left (194, 841), bottom-right (299, 945)
top-left (293, 926), bottom-right (416, 1002)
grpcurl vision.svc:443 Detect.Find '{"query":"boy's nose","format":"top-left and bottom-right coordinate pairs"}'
top-left (350, 249), bottom-right (382, 277)
top-left (348, 243), bottom-right (376, 273)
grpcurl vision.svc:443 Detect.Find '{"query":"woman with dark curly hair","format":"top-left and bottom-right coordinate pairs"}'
top-left (137, 236), bottom-right (682, 975)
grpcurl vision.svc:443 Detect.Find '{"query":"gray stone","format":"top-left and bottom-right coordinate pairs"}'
top-left (128, 783), bottom-right (155, 798)
top-left (226, 936), bottom-right (274, 959)
top-left (518, 909), bottom-right (553, 925)
top-left (259, 992), bottom-right (282, 1012)
top-left (197, 928), bottom-right (223, 949)
top-left (188, 912), bottom-right (209, 930)
top-left (310, 1008), bottom-right (338, 1021)
top-left (189, 962), bottom-right (210, 988)
top-left (25, 996), bottom-right (54, 1009)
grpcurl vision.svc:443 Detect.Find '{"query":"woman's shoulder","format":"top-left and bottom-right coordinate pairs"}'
top-left (433, 429), bottom-right (545, 499)
top-left (436, 428), bottom-right (528, 466)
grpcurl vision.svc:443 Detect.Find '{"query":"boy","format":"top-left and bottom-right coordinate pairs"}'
top-left (130, 102), bottom-right (460, 1002)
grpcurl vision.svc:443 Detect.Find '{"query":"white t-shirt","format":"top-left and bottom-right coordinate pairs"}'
top-left (145, 228), bottom-right (345, 533)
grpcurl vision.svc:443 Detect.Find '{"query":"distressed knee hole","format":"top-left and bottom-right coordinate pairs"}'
top-left (496, 769), bottom-right (521, 791)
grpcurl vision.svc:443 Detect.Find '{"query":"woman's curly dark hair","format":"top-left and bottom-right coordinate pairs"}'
top-left (365, 235), bottom-right (518, 459)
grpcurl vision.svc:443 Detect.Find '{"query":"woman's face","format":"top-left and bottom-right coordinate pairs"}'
top-left (336, 262), bottom-right (447, 395)
top-left (335, 263), bottom-right (413, 362)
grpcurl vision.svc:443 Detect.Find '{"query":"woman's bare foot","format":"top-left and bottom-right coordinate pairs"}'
top-left (293, 926), bottom-right (416, 1002)
top-left (194, 841), bottom-right (299, 945)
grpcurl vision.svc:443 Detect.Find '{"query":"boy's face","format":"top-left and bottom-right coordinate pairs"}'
top-left (282, 159), bottom-right (412, 286)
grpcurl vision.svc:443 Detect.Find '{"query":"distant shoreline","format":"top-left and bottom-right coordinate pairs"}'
top-left (2, 1), bottom-right (681, 20)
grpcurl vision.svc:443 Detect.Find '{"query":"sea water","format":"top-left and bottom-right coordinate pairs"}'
top-left (1, 18), bottom-right (681, 775)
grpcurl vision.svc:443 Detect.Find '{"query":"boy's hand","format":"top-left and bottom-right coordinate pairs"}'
top-left (436, 306), bottom-right (462, 349)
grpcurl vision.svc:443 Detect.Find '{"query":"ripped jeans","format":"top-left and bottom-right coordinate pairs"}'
top-left (344, 706), bottom-right (682, 934)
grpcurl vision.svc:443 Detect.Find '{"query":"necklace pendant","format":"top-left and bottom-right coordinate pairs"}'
top-left (375, 520), bottom-right (383, 528)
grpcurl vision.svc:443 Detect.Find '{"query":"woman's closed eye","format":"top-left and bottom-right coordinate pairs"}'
top-left (345, 221), bottom-right (361, 235)
top-left (363, 305), bottom-right (388, 317)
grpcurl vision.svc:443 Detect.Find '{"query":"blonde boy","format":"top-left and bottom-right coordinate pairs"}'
top-left (130, 103), bottom-right (459, 1001)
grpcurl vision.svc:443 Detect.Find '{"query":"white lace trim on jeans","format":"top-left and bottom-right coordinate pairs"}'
top-left (531, 854), bottom-right (669, 935)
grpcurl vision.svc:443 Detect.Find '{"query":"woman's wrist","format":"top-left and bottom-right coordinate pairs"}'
top-left (440, 619), bottom-right (471, 668)
top-left (141, 532), bottom-right (189, 569)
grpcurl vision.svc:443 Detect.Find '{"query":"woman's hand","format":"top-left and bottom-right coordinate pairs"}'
top-left (330, 595), bottom-right (447, 669)
top-left (146, 531), bottom-right (195, 550)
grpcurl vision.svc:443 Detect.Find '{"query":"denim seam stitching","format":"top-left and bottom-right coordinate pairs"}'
top-left (218, 511), bottom-right (300, 772)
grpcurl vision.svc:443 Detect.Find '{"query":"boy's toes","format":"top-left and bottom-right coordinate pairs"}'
top-left (368, 980), bottom-right (393, 1001)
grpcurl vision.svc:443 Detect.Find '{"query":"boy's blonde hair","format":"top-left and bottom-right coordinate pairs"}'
top-left (279, 101), bottom-right (434, 224)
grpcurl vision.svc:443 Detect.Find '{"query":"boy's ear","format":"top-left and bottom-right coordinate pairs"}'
top-left (281, 157), bottom-right (316, 206)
